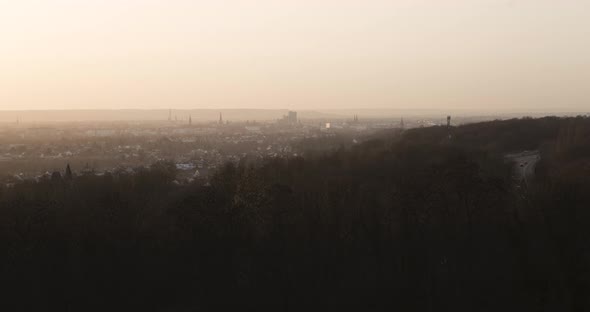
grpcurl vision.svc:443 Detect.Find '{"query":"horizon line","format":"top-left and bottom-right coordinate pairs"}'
top-left (0, 107), bottom-right (586, 113)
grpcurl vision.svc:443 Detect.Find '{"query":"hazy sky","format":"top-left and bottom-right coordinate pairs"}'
top-left (1, 0), bottom-right (589, 111)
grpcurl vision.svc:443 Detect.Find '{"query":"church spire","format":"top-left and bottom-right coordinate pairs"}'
top-left (65, 164), bottom-right (73, 180)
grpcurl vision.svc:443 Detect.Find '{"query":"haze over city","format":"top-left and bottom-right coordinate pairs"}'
top-left (1, 0), bottom-right (589, 112)
top-left (2, 2), bottom-right (590, 311)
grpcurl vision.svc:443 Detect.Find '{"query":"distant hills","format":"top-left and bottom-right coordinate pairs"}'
top-left (0, 108), bottom-right (586, 123)
top-left (0, 109), bottom-right (349, 123)
top-left (0, 109), bottom-right (290, 123)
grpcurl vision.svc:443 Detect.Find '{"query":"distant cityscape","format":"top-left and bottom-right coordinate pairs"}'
top-left (1, 109), bottom-right (588, 187)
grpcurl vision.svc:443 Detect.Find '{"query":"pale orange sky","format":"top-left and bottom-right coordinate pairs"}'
top-left (1, 0), bottom-right (589, 111)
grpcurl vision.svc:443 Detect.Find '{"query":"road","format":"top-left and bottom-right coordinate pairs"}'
top-left (505, 151), bottom-right (540, 188)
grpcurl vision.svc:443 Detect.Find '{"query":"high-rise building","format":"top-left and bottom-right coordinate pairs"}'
top-left (288, 111), bottom-right (298, 124)
top-left (219, 112), bottom-right (223, 125)
top-left (278, 111), bottom-right (298, 125)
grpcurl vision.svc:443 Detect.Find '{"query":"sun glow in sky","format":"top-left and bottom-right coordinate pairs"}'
top-left (1, 0), bottom-right (589, 111)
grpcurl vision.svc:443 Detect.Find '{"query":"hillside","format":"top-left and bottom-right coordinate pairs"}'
top-left (0, 116), bottom-right (589, 311)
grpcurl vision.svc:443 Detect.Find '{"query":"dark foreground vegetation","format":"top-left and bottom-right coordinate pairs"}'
top-left (1, 117), bottom-right (589, 311)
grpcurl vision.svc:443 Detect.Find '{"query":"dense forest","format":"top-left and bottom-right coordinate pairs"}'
top-left (1, 116), bottom-right (589, 311)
